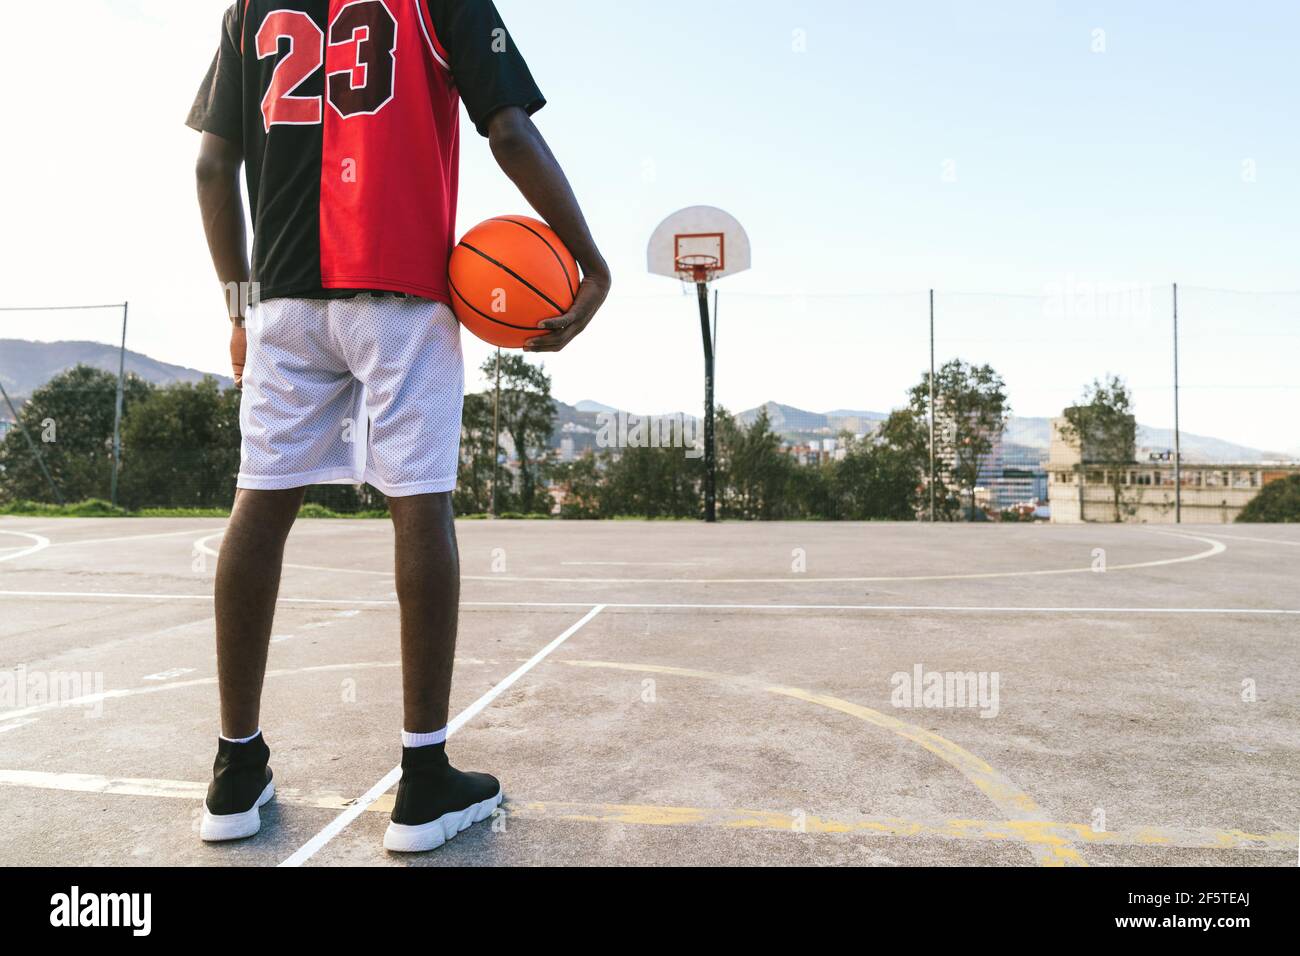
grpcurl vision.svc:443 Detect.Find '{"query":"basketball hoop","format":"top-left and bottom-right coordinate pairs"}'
top-left (647, 206), bottom-right (752, 524)
top-left (675, 253), bottom-right (721, 285)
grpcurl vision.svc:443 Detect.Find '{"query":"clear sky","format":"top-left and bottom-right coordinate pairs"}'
top-left (1, 1), bottom-right (1296, 451)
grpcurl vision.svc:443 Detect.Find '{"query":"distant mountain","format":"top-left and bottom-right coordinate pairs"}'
top-left (998, 416), bottom-right (1053, 448)
top-left (735, 403), bottom-right (1287, 464)
top-left (4, 340), bottom-right (1285, 464)
top-left (1001, 414), bottom-right (1285, 463)
top-left (572, 399), bottom-right (619, 415)
top-left (551, 399), bottom-right (698, 455)
top-left (736, 401), bottom-right (888, 435)
top-left (0, 339), bottom-right (231, 400)
top-left (1133, 426), bottom-right (1286, 463)
top-left (824, 408), bottom-right (886, 419)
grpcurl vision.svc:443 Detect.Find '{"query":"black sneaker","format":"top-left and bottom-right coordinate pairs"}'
top-left (383, 744), bottom-right (502, 852)
top-left (200, 733), bottom-right (275, 842)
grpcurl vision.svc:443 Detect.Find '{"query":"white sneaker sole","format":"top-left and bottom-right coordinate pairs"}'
top-left (383, 788), bottom-right (503, 853)
top-left (200, 781), bottom-right (275, 842)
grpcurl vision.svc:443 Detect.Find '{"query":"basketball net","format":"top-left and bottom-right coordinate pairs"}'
top-left (675, 254), bottom-right (721, 286)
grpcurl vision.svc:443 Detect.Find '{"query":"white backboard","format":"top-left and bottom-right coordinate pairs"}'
top-left (648, 206), bottom-right (751, 282)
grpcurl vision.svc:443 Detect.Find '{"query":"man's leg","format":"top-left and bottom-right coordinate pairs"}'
top-left (389, 492), bottom-right (460, 732)
top-left (384, 491), bottom-right (501, 853)
top-left (348, 298), bottom-right (497, 852)
top-left (214, 487), bottom-right (306, 738)
top-left (202, 486), bottom-right (304, 841)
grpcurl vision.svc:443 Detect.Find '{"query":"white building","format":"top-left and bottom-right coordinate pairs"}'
top-left (1047, 416), bottom-right (1299, 523)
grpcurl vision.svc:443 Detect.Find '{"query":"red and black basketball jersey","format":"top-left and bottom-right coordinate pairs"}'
top-left (187, 0), bottom-right (545, 303)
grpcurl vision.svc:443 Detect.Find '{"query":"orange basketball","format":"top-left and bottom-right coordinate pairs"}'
top-left (448, 216), bottom-right (579, 349)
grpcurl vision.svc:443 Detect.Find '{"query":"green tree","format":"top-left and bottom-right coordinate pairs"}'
top-left (1237, 475), bottom-right (1300, 523)
top-left (455, 391), bottom-right (510, 515)
top-left (479, 354), bottom-right (555, 515)
top-left (599, 445), bottom-right (703, 518)
top-left (831, 410), bottom-right (931, 520)
top-left (909, 360), bottom-right (1009, 521)
top-left (785, 457), bottom-right (835, 519)
top-left (717, 407), bottom-right (799, 520)
top-left (881, 407), bottom-right (951, 517)
top-left (0, 365), bottom-right (152, 504)
top-left (1060, 375), bottom-right (1137, 522)
top-left (118, 378), bottom-right (240, 509)
top-left (548, 452), bottom-right (606, 519)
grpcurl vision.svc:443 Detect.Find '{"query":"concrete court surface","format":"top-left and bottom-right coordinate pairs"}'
top-left (0, 517), bottom-right (1296, 867)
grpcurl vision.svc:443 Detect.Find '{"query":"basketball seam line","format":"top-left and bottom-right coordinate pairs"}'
top-left (460, 242), bottom-right (566, 315)
top-left (490, 217), bottom-right (578, 298)
top-left (448, 277), bottom-right (550, 333)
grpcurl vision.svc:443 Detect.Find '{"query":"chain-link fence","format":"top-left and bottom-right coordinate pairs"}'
top-left (714, 285), bottom-right (1297, 522)
top-left (0, 302), bottom-right (386, 515)
top-left (0, 305), bottom-right (130, 509)
top-left (2, 287), bottom-right (1296, 519)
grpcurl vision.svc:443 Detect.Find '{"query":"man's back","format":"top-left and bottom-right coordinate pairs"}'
top-left (188, 0), bottom-right (544, 302)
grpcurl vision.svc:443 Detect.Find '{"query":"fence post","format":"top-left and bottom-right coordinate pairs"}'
top-left (1172, 283), bottom-right (1181, 524)
top-left (928, 290), bottom-right (936, 522)
top-left (110, 301), bottom-right (129, 508)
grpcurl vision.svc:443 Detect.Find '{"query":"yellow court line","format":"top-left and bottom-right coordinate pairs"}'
top-left (559, 659), bottom-right (1083, 867)
top-left (504, 802), bottom-right (1292, 852)
top-left (0, 770), bottom-right (1287, 854)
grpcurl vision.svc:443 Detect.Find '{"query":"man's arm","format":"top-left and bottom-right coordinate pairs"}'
top-left (195, 131), bottom-right (250, 385)
top-left (486, 107), bottom-right (610, 353)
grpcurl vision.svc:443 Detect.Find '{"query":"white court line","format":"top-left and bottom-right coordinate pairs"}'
top-left (143, 668), bottom-right (196, 682)
top-left (459, 601), bottom-right (1300, 616)
top-left (193, 530), bottom-right (397, 578)
top-left (462, 532), bottom-right (1228, 583)
top-left (46, 528), bottom-right (223, 549)
top-left (195, 538), bottom-right (703, 578)
top-left (1200, 532), bottom-right (1300, 548)
top-left (0, 661), bottom-right (402, 723)
top-left (0, 531), bottom-right (50, 563)
top-left (1, 589), bottom-right (1297, 616)
top-left (561, 561), bottom-right (710, 567)
top-left (277, 604), bottom-right (607, 868)
top-left (0, 589), bottom-right (396, 604)
top-left (0, 589), bottom-right (395, 605)
top-left (0, 527), bottom-right (218, 557)
top-left (0, 657), bottom-right (526, 724)
top-left (193, 530), bottom-right (225, 558)
top-left (193, 529), bottom-right (1228, 584)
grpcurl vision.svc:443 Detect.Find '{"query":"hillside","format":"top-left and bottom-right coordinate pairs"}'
top-left (996, 414), bottom-right (1285, 463)
top-left (736, 402), bottom-right (1285, 463)
top-left (2, 339), bottom-right (1284, 464)
top-left (0, 339), bottom-right (231, 401)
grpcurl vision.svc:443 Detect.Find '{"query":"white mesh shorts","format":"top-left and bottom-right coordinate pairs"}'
top-left (238, 295), bottom-right (463, 497)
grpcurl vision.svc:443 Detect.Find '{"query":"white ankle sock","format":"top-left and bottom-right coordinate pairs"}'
top-left (220, 729), bottom-right (262, 745)
top-left (402, 727), bottom-right (448, 748)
